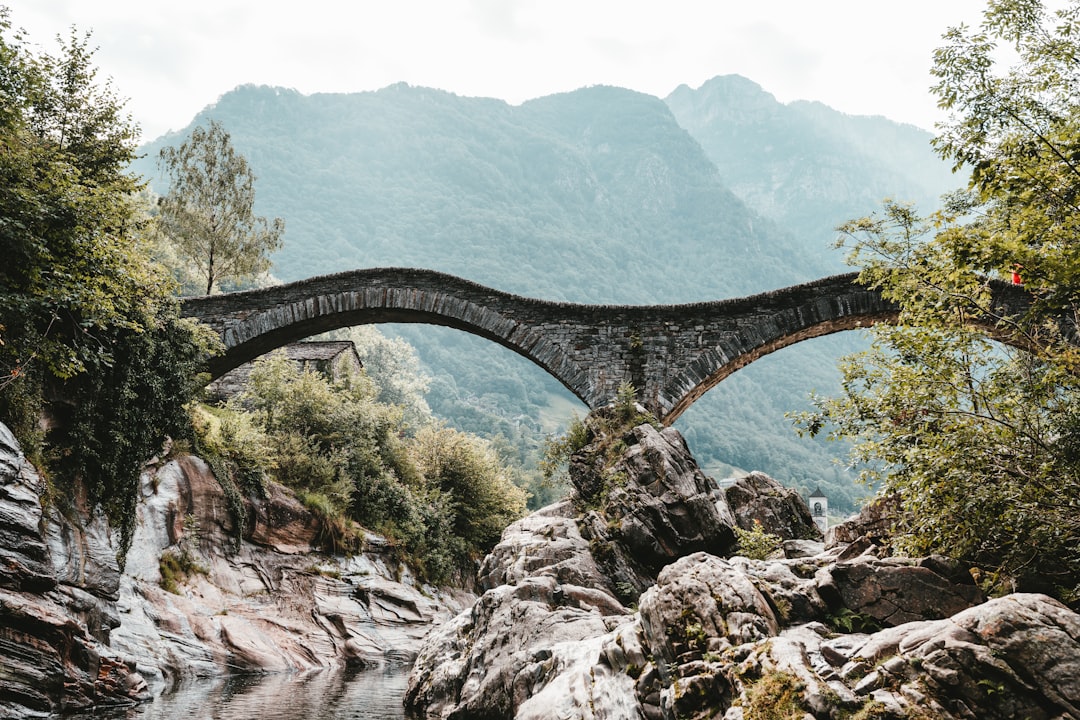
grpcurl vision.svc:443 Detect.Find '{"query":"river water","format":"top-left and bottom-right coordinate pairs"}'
top-left (65, 666), bottom-right (411, 720)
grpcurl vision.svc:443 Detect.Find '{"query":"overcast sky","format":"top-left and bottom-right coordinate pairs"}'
top-left (9, 0), bottom-right (996, 142)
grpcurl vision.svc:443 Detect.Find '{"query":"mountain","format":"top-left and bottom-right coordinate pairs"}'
top-left (663, 76), bottom-right (961, 505)
top-left (133, 79), bottom-right (959, 512)
top-left (665, 75), bottom-right (958, 267)
top-left (137, 82), bottom-right (827, 302)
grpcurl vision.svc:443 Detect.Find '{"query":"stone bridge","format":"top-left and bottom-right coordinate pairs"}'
top-left (181, 268), bottom-right (1033, 423)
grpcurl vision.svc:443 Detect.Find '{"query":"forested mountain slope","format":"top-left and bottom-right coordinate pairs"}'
top-left (138, 82), bottom-right (824, 301)
top-left (133, 79), bottom-right (959, 512)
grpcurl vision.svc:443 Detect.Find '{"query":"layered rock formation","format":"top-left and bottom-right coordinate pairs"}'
top-left (0, 424), bottom-right (466, 717)
top-left (405, 416), bottom-right (1080, 719)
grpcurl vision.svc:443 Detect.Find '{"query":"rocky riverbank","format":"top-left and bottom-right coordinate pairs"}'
top-left (405, 412), bottom-right (1080, 719)
top-left (0, 423), bottom-right (468, 717)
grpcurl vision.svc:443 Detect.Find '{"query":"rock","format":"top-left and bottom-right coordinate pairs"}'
top-left (44, 502), bottom-right (121, 603)
top-left (820, 555), bottom-right (985, 627)
top-left (110, 455), bottom-right (467, 689)
top-left (0, 422), bottom-right (467, 715)
top-left (724, 472), bottom-right (822, 541)
top-left (407, 420), bottom-right (743, 719)
top-left (0, 423), bottom-right (53, 592)
top-left (244, 479), bottom-right (321, 553)
top-left (825, 493), bottom-right (900, 549)
top-left (406, 417), bottom-right (1080, 720)
top-left (815, 593), bottom-right (1080, 718)
top-left (782, 539), bottom-right (824, 558)
top-left (405, 573), bottom-right (632, 719)
top-left (476, 502), bottom-right (613, 592)
top-left (639, 553), bottom-right (777, 669)
top-left (0, 424), bottom-right (147, 715)
top-left (572, 423), bottom-right (738, 582)
top-left (406, 494), bottom-right (636, 719)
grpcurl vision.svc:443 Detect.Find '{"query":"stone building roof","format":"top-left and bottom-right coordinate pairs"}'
top-left (205, 340), bottom-right (362, 400)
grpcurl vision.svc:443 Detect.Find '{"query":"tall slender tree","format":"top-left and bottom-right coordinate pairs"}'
top-left (158, 119), bottom-right (284, 295)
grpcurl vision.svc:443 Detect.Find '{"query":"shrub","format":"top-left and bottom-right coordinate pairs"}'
top-left (733, 520), bottom-right (783, 560)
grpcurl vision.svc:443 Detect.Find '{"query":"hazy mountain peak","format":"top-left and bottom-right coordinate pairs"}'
top-left (666, 75), bottom-right (780, 124)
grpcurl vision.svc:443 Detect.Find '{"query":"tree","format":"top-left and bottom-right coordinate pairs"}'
top-left (410, 423), bottom-right (527, 554)
top-left (157, 119), bottom-right (284, 295)
top-left (0, 8), bottom-right (217, 560)
top-left (333, 326), bottom-right (433, 430)
top-left (797, 0), bottom-right (1080, 605)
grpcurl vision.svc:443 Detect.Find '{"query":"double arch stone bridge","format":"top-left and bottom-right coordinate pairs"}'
top-left (181, 268), bottom-right (1033, 424)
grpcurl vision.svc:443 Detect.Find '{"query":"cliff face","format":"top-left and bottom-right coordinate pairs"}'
top-left (0, 424), bottom-right (467, 717)
top-left (405, 418), bottom-right (1080, 720)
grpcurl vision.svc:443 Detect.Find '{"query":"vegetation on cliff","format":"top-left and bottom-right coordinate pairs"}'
top-left (799, 0), bottom-right (1080, 605)
top-left (0, 8), bottom-right (216, 559)
top-left (0, 8), bottom-right (529, 576)
top-left (197, 352), bottom-right (526, 583)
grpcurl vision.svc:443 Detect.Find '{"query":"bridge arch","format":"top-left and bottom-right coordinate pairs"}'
top-left (181, 268), bottom-right (593, 408)
top-left (182, 268), bottom-right (1037, 423)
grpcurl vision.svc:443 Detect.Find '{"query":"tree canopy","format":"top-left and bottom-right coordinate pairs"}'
top-left (157, 119), bottom-right (284, 295)
top-left (0, 8), bottom-right (215, 559)
top-left (201, 352), bottom-right (526, 582)
top-left (798, 0), bottom-right (1080, 605)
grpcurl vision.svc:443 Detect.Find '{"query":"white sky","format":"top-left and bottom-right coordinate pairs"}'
top-left (8, 0), bottom-right (996, 142)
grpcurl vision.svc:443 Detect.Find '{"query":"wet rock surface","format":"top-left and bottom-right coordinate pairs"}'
top-left (405, 419), bottom-right (1080, 720)
top-left (0, 424), bottom-right (466, 717)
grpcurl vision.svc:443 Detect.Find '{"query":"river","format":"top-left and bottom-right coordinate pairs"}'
top-left (63, 666), bottom-right (411, 720)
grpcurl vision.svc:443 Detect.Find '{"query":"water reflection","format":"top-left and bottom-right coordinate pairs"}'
top-left (67, 666), bottom-right (410, 720)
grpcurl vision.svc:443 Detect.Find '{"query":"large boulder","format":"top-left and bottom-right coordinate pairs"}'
top-left (407, 419), bottom-right (744, 719)
top-left (571, 422), bottom-right (738, 591)
top-left (406, 503), bottom-right (635, 718)
top-left (825, 493), bottom-right (900, 549)
top-left (818, 554), bottom-right (985, 628)
top-left (724, 471), bottom-right (822, 541)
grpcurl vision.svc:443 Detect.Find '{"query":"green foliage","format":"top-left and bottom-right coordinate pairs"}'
top-left (799, 0), bottom-right (1080, 604)
top-left (0, 16), bottom-right (144, 383)
top-left (158, 547), bottom-right (208, 595)
top-left (157, 118), bottom-right (284, 295)
top-left (222, 352), bottom-right (525, 583)
top-left (541, 387), bottom-right (659, 486)
top-left (540, 413), bottom-right (589, 481)
top-left (190, 403), bottom-right (271, 542)
top-left (826, 607), bottom-right (883, 635)
top-left (733, 520), bottom-right (783, 560)
top-left (324, 326), bottom-right (433, 431)
top-left (410, 423), bottom-right (528, 555)
top-left (0, 11), bottom-right (219, 563)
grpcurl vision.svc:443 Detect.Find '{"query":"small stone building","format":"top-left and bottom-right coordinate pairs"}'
top-left (205, 340), bottom-right (363, 401)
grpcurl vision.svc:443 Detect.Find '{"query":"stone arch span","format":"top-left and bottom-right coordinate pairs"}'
top-left (181, 268), bottom-right (1036, 423)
